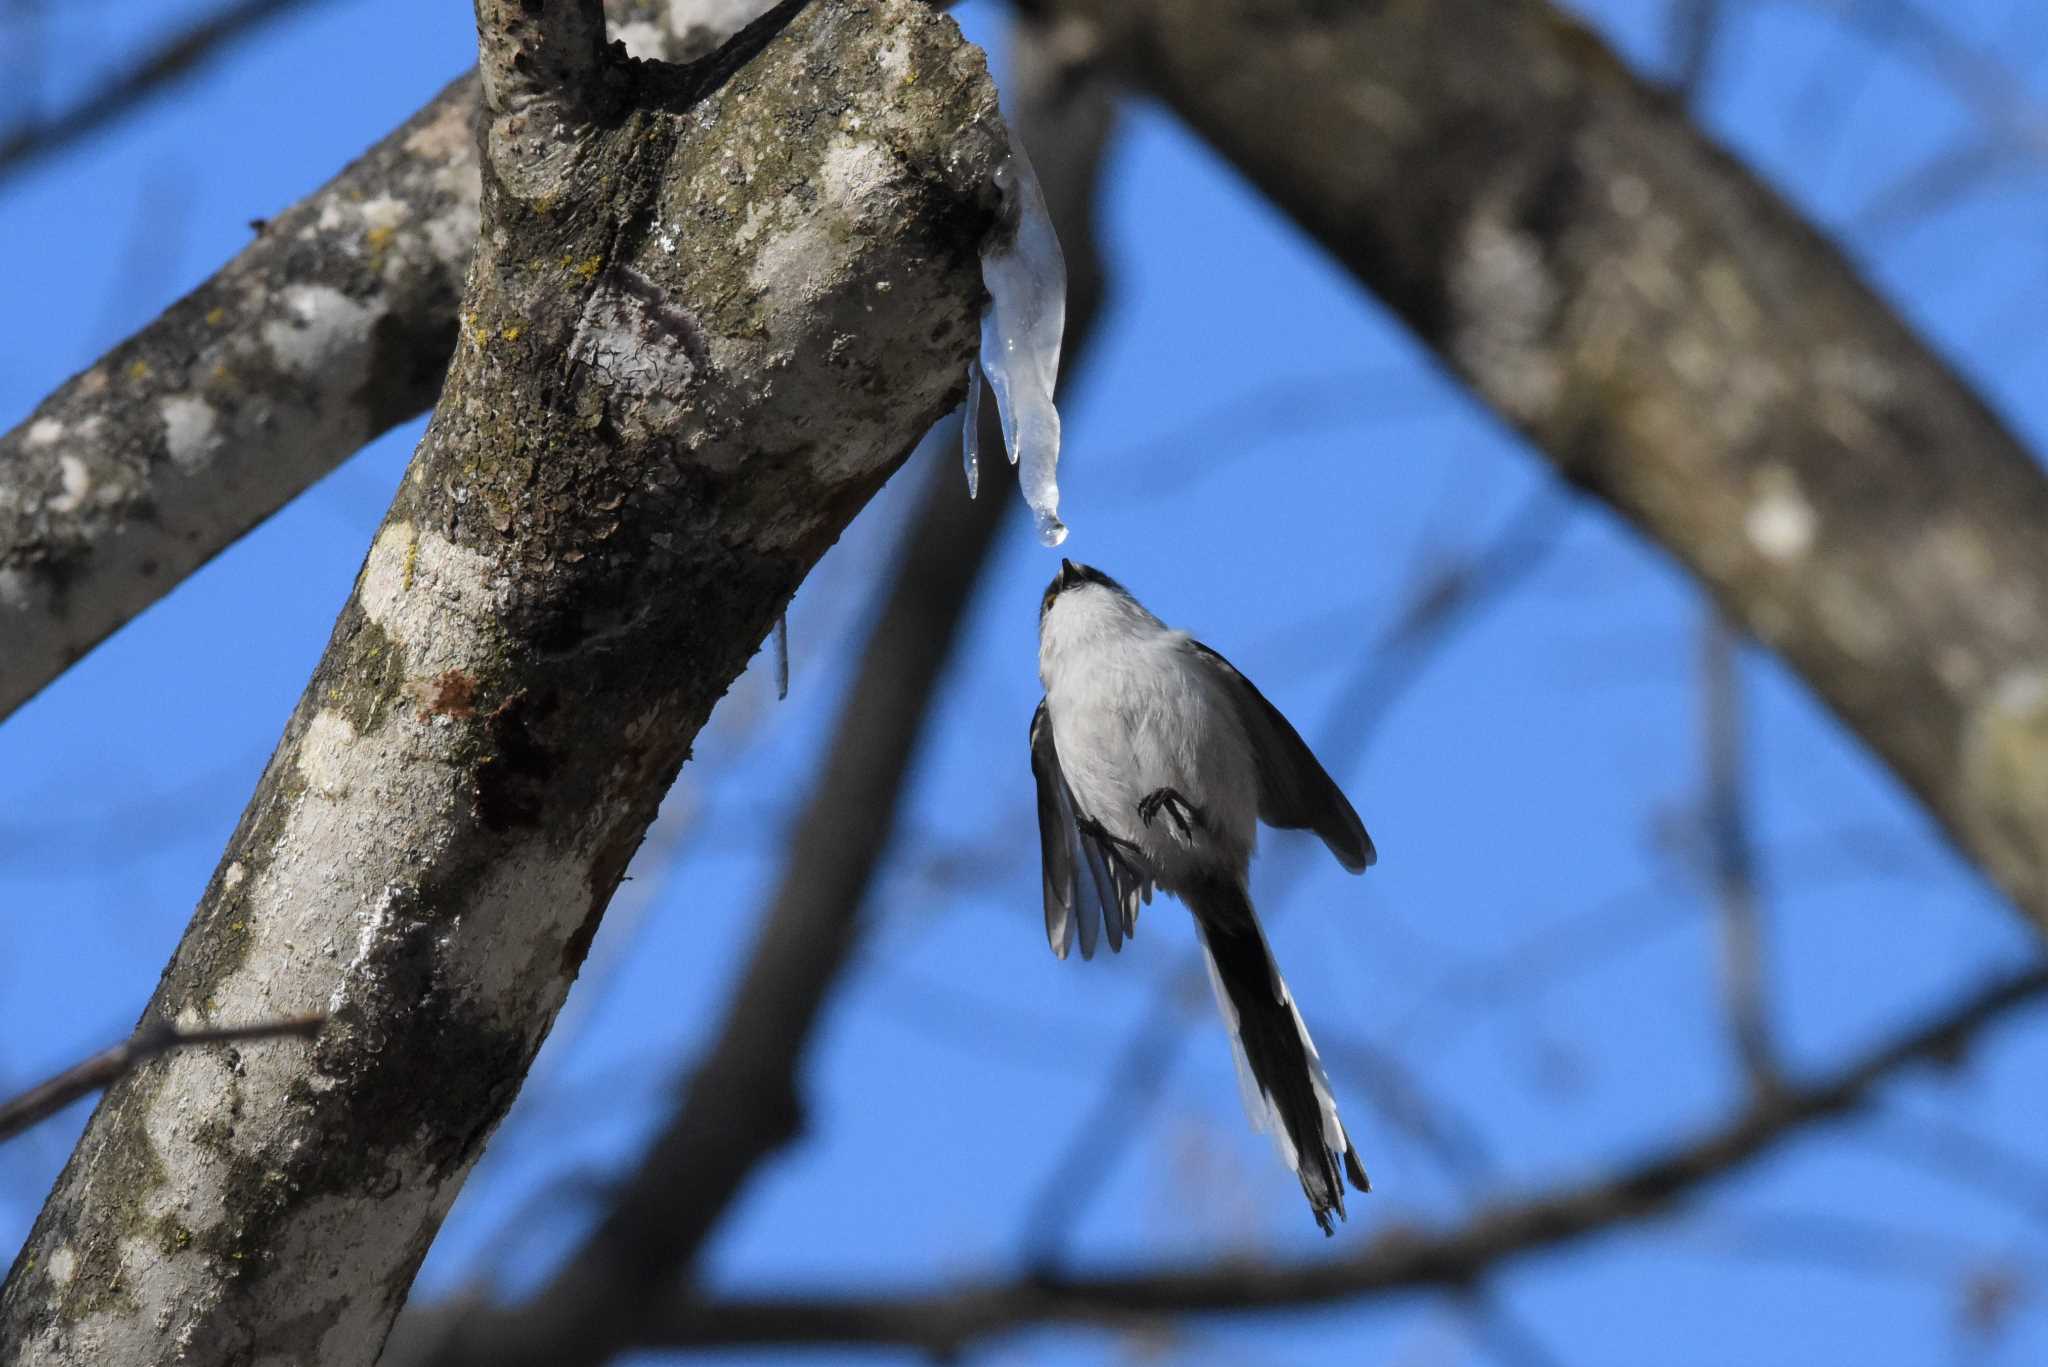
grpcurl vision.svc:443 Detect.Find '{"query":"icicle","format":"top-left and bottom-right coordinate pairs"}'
top-left (976, 130), bottom-right (1067, 546)
top-left (772, 611), bottom-right (789, 701)
top-left (962, 360), bottom-right (982, 499)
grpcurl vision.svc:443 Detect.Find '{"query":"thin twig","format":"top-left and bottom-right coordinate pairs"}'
top-left (0, 0), bottom-right (328, 186)
top-left (1700, 613), bottom-right (1780, 1095)
top-left (0, 1015), bottom-right (324, 1143)
top-left (602, 963), bottom-right (2046, 1354)
top-left (1667, 0), bottom-right (1724, 101)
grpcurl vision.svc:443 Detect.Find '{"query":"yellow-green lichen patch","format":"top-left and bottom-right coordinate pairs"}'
top-left (1963, 668), bottom-right (2048, 909)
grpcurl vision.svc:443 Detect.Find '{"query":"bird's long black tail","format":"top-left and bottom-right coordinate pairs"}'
top-left (1187, 876), bottom-right (1369, 1235)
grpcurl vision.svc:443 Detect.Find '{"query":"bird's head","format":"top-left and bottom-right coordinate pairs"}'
top-left (1039, 558), bottom-right (1127, 624)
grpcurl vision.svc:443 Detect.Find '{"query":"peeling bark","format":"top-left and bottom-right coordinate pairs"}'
top-left (1044, 0), bottom-right (2048, 935)
top-left (0, 2), bottom-right (1003, 1362)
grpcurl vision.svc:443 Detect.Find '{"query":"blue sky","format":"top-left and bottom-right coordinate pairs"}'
top-left (4, 2), bottom-right (2047, 1363)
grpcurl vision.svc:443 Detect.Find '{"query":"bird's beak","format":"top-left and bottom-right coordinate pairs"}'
top-left (1058, 558), bottom-right (1077, 586)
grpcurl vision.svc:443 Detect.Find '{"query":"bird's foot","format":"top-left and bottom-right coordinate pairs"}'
top-left (1137, 787), bottom-right (1200, 840)
top-left (1077, 814), bottom-right (1145, 858)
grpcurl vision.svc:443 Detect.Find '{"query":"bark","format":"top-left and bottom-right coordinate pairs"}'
top-left (385, 21), bottom-right (1113, 1363)
top-left (0, 1), bottom-right (746, 724)
top-left (1039, 0), bottom-right (2048, 935)
top-left (0, 2), bottom-right (1004, 1363)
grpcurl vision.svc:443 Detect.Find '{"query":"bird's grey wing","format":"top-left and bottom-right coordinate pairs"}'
top-left (1188, 641), bottom-right (1376, 872)
top-left (1030, 701), bottom-right (1082, 958)
top-left (1031, 701), bottom-right (1148, 959)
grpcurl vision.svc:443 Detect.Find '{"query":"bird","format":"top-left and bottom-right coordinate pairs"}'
top-left (1029, 558), bottom-right (1376, 1234)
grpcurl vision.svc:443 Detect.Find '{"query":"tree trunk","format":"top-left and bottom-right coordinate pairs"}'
top-left (0, 3), bottom-right (1002, 1362)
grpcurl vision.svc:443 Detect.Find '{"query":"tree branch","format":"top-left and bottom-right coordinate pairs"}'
top-left (0, 3), bottom-right (1004, 1361)
top-left (383, 20), bottom-right (1116, 1364)
top-left (637, 964), bottom-right (2048, 1354)
top-left (1036, 0), bottom-right (2048, 942)
top-left (0, 1), bottom-right (748, 723)
top-left (475, 0), bottom-right (612, 119)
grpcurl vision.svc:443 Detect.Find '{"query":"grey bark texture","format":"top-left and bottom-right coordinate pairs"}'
top-left (1034, 0), bottom-right (2048, 939)
top-left (385, 20), bottom-right (1113, 1363)
top-left (0, 2), bottom-right (1003, 1362)
top-left (0, 0), bottom-right (741, 724)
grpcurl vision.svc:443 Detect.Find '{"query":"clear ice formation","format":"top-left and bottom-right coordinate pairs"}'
top-left (772, 611), bottom-right (789, 701)
top-left (962, 360), bottom-right (982, 499)
top-left (974, 131), bottom-right (1067, 546)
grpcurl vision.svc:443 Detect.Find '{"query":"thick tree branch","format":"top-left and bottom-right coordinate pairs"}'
top-left (642, 964), bottom-right (2048, 1354)
top-left (384, 23), bottom-right (1114, 1365)
top-left (1038, 0), bottom-right (2048, 939)
top-left (0, 3), bottom-right (1004, 1362)
top-left (0, 1), bottom-right (739, 723)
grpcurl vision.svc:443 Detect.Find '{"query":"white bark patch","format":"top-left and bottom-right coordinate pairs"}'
top-left (159, 396), bottom-right (223, 472)
top-left (402, 97), bottom-right (472, 164)
top-left (672, 0), bottom-right (774, 42)
top-left (876, 34), bottom-right (911, 85)
top-left (263, 285), bottom-right (382, 390)
top-left (616, 20), bottom-right (665, 58)
top-left (1744, 467), bottom-right (1816, 563)
top-left (1451, 215), bottom-right (1562, 421)
top-left (1963, 667), bottom-right (2048, 901)
top-left (46, 455), bottom-right (93, 514)
top-left (359, 195), bottom-right (409, 233)
top-left (358, 521), bottom-right (503, 675)
top-left (434, 847), bottom-right (596, 1009)
top-left (570, 265), bottom-right (704, 408)
top-left (26, 417), bottom-right (64, 448)
top-left (748, 208), bottom-right (834, 305)
top-left (300, 710), bottom-right (360, 800)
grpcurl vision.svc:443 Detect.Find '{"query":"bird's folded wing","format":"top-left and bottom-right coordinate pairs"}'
top-left (1030, 700), bottom-right (1151, 960)
top-left (1186, 641), bottom-right (1377, 873)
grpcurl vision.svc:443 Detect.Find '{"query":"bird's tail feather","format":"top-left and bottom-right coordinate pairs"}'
top-left (1189, 877), bottom-right (1368, 1235)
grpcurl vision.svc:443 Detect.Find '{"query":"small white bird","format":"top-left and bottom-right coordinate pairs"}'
top-left (1031, 559), bottom-right (1376, 1234)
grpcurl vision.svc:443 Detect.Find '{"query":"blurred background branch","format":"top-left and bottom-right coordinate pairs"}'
top-left (0, 0), bottom-right (329, 186)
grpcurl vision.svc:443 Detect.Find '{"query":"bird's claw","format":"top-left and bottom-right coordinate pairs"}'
top-left (1137, 787), bottom-right (1200, 840)
top-left (1078, 814), bottom-right (1144, 858)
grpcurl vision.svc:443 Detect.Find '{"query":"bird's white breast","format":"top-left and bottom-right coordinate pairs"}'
top-left (1039, 586), bottom-right (1259, 885)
